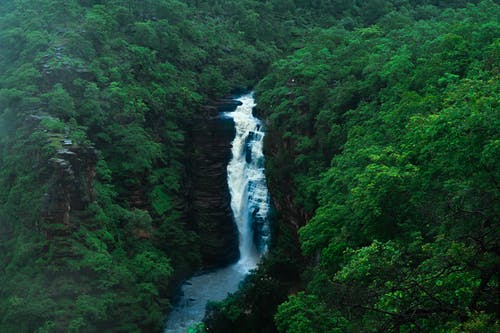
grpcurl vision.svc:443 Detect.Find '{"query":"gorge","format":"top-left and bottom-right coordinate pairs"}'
top-left (164, 94), bottom-right (270, 332)
top-left (0, 1), bottom-right (498, 332)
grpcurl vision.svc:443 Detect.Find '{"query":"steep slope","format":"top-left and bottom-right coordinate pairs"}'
top-left (0, 0), bottom-right (283, 331)
top-left (206, 1), bottom-right (499, 332)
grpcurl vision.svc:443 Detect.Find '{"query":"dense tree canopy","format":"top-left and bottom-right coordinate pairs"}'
top-left (0, 0), bottom-right (498, 332)
top-left (207, 1), bottom-right (499, 332)
top-left (254, 1), bottom-right (499, 332)
top-left (0, 0), bottom-right (288, 331)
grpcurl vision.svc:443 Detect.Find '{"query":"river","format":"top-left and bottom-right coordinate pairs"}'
top-left (164, 93), bottom-right (270, 332)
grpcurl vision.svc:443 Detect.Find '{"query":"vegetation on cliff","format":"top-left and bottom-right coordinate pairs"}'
top-left (263, 2), bottom-right (499, 333)
top-left (0, 0), bottom-right (498, 332)
top-left (0, 0), bottom-right (284, 331)
top-left (208, 1), bottom-right (499, 332)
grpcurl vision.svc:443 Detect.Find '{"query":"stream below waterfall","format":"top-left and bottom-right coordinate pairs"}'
top-left (164, 93), bottom-right (270, 332)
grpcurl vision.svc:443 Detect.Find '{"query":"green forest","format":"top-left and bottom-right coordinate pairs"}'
top-left (0, 0), bottom-right (498, 332)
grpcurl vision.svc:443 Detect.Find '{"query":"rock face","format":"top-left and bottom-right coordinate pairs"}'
top-left (42, 143), bottom-right (97, 243)
top-left (212, 99), bottom-right (243, 112)
top-left (186, 102), bottom-right (240, 268)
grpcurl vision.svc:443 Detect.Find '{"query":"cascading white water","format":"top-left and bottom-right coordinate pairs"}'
top-left (164, 93), bottom-right (270, 332)
top-left (227, 93), bottom-right (270, 273)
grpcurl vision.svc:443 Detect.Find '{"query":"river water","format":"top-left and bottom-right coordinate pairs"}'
top-left (164, 93), bottom-right (270, 332)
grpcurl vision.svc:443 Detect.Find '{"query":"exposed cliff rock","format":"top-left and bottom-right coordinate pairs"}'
top-left (212, 98), bottom-right (243, 112)
top-left (261, 126), bottom-right (310, 232)
top-left (42, 139), bottom-right (97, 244)
top-left (185, 101), bottom-right (240, 268)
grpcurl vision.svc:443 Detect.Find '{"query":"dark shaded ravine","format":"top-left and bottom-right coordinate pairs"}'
top-left (185, 101), bottom-right (239, 268)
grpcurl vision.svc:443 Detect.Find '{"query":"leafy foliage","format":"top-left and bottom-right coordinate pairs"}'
top-left (1, 0), bottom-right (498, 332)
top-left (0, 0), bottom-right (296, 331)
top-left (254, 1), bottom-right (499, 332)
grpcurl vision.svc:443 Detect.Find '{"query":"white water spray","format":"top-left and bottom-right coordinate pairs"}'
top-left (226, 93), bottom-right (270, 272)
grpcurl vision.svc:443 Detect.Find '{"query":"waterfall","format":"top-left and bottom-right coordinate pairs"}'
top-left (227, 93), bottom-right (270, 272)
top-left (164, 93), bottom-right (270, 332)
